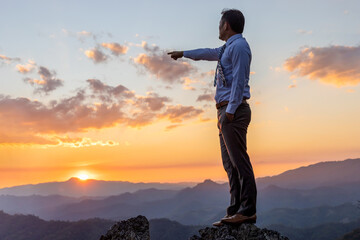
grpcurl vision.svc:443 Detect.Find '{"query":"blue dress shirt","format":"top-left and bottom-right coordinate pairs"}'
top-left (183, 34), bottom-right (251, 114)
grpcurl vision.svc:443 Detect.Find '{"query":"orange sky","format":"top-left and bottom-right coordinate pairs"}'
top-left (1, 1), bottom-right (360, 189)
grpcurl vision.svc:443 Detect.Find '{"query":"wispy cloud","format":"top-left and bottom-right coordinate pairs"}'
top-left (55, 136), bottom-right (119, 148)
top-left (0, 54), bottom-right (21, 65)
top-left (101, 42), bottom-right (128, 56)
top-left (165, 124), bottom-right (182, 131)
top-left (297, 29), bottom-right (313, 35)
top-left (62, 29), bottom-right (98, 42)
top-left (159, 105), bottom-right (203, 123)
top-left (16, 59), bottom-right (37, 73)
top-left (288, 80), bottom-right (297, 89)
top-left (284, 45), bottom-right (360, 87)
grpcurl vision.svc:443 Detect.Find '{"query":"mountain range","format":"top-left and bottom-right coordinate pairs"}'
top-left (0, 177), bottom-right (196, 197)
top-left (1, 158), bottom-right (360, 239)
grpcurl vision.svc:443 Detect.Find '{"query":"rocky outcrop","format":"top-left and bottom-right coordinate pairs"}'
top-left (99, 216), bottom-right (289, 240)
top-left (99, 215), bottom-right (150, 240)
top-left (190, 223), bottom-right (289, 240)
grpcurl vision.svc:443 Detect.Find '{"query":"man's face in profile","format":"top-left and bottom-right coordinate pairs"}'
top-left (219, 18), bottom-right (225, 41)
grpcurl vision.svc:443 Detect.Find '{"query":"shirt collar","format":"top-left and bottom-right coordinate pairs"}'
top-left (225, 33), bottom-right (243, 47)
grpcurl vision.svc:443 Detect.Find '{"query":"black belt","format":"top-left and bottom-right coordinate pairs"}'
top-left (216, 99), bottom-right (247, 109)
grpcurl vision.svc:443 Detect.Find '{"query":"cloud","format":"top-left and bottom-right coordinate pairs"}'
top-left (16, 59), bottom-right (36, 73)
top-left (284, 45), bottom-right (360, 87)
top-left (196, 83), bottom-right (215, 102)
top-left (62, 29), bottom-right (98, 42)
top-left (0, 80), bottom-right (203, 145)
top-left (288, 80), bottom-right (297, 89)
top-left (165, 124), bottom-right (182, 131)
top-left (182, 77), bottom-right (197, 90)
top-left (141, 41), bottom-right (160, 52)
top-left (101, 42), bottom-right (128, 56)
top-left (297, 29), bottom-right (313, 35)
top-left (133, 41), bottom-right (196, 84)
top-left (55, 136), bottom-right (119, 148)
top-left (196, 93), bottom-right (214, 102)
top-left (87, 78), bottom-right (135, 101)
top-left (134, 92), bottom-right (171, 111)
top-left (0, 54), bottom-right (21, 65)
top-left (24, 66), bottom-right (63, 94)
top-left (159, 105), bottom-right (203, 123)
top-left (85, 48), bottom-right (108, 63)
top-left (77, 30), bottom-right (93, 38)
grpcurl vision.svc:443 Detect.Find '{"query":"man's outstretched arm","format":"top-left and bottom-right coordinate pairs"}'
top-left (168, 47), bottom-right (221, 61)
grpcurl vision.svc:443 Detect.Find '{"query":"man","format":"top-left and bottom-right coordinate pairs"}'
top-left (168, 9), bottom-right (257, 226)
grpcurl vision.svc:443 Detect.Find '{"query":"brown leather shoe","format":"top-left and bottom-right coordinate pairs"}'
top-left (221, 213), bottom-right (257, 224)
top-left (213, 214), bottom-right (232, 227)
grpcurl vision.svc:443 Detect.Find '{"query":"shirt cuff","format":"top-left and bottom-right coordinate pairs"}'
top-left (183, 51), bottom-right (190, 58)
top-left (226, 103), bottom-right (239, 114)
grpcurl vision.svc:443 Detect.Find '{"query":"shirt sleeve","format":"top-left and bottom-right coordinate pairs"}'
top-left (226, 44), bottom-right (248, 114)
top-left (183, 47), bottom-right (221, 61)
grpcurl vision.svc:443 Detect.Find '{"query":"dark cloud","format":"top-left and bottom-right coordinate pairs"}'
top-left (23, 66), bottom-right (63, 94)
top-left (284, 45), bottom-right (360, 86)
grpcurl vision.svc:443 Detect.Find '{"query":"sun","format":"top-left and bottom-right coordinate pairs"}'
top-left (75, 171), bottom-right (91, 181)
top-left (77, 173), bottom-right (89, 180)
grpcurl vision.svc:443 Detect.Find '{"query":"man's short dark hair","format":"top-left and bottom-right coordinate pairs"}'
top-left (221, 9), bottom-right (245, 33)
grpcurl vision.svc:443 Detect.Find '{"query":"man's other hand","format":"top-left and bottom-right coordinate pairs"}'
top-left (168, 51), bottom-right (184, 60)
top-left (226, 112), bottom-right (234, 122)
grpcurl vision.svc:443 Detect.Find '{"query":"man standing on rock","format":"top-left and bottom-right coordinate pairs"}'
top-left (168, 9), bottom-right (257, 226)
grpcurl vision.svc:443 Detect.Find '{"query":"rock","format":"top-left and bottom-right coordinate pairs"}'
top-left (99, 216), bottom-right (289, 240)
top-left (189, 223), bottom-right (289, 240)
top-left (99, 215), bottom-right (150, 240)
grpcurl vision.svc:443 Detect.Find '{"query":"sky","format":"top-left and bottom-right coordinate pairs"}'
top-left (1, 0), bottom-right (360, 188)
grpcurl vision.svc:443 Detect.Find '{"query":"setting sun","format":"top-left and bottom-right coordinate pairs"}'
top-left (76, 172), bottom-right (90, 180)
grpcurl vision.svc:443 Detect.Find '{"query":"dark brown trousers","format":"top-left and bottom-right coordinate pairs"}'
top-left (217, 102), bottom-right (257, 216)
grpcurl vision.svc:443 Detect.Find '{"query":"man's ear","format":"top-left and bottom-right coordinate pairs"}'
top-left (224, 21), bottom-right (230, 31)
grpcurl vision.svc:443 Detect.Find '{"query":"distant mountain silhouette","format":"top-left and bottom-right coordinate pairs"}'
top-left (0, 211), bottom-right (203, 240)
top-left (2, 158), bottom-right (359, 197)
top-left (0, 210), bottom-right (114, 240)
top-left (257, 158), bottom-right (360, 190)
top-left (257, 202), bottom-right (360, 228)
top-left (257, 183), bottom-right (360, 211)
top-left (269, 219), bottom-right (360, 240)
top-left (0, 177), bottom-right (196, 197)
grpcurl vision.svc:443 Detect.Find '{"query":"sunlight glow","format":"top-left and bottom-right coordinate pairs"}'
top-left (77, 172), bottom-right (90, 180)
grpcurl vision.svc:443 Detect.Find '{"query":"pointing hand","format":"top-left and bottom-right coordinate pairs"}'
top-left (167, 51), bottom-right (184, 60)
